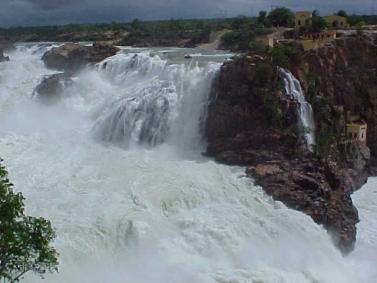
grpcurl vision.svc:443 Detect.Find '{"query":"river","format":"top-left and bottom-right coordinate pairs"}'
top-left (0, 43), bottom-right (376, 283)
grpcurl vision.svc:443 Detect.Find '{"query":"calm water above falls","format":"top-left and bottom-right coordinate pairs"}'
top-left (0, 44), bottom-right (376, 283)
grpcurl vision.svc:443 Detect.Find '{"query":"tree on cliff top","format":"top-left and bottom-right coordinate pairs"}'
top-left (337, 10), bottom-right (348, 18)
top-left (0, 160), bottom-right (58, 282)
top-left (267, 7), bottom-right (295, 27)
top-left (257, 11), bottom-right (270, 27)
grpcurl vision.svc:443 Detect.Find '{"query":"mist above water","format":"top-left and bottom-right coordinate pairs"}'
top-left (0, 44), bottom-right (376, 283)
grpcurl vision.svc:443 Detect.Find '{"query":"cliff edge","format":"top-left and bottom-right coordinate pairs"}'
top-left (205, 33), bottom-right (377, 254)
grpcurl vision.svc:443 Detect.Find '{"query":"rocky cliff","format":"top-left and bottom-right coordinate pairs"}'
top-left (205, 33), bottom-right (377, 254)
top-left (293, 33), bottom-right (377, 162)
top-left (42, 42), bottom-right (119, 73)
top-left (34, 43), bottom-right (119, 104)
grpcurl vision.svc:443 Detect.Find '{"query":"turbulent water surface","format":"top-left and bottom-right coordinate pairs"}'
top-left (0, 44), bottom-right (377, 283)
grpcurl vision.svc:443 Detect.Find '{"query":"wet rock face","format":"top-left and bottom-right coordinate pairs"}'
top-left (34, 73), bottom-right (72, 104)
top-left (42, 42), bottom-right (119, 72)
top-left (204, 48), bottom-right (374, 254)
top-left (294, 33), bottom-right (377, 157)
top-left (0, 39), bottom-right (15, 51)
top-left (205, 56), bottom-right (302, 162)
top-left (0, 49), bottom-right (10, 62)
top-left (247, 157), bottom-right (359, 254)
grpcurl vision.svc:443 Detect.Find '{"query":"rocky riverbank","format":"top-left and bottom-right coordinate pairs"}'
top-left (34, 42), bottom-right (119, 102)
top-left (42, 42), bottom-right (119, 73)
top-left (205, 33), bottom-right (377, 254)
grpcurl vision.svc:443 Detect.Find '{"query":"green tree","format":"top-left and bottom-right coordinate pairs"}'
top-left (231, 15), bottom-right (251, 30)
top-left (267, 7), bottom-right (295, 27)
top-left (257, 11), bottom-right (268, 26)
top-left (312, 10), bottom-right (320, 17)
top-left (0, 160), bottom-right (58, 282)
top-left (130, 18), bottom-right (142, 31)
top-left (309, 16), bottom-right (328, 32)
top-left (347, 15), bottom-right (364, 27)
top-left (337, 10), bottom-right (348, 18)
top-left (270, 45), bottom-right (299, 69)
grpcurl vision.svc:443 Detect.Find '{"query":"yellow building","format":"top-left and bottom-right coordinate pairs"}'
top-left (346, 119), bottom-right (367, 143)
top-left (298, 31), bottom-right (337, 50)
top-left (295, 11), bottom-right (312, 29)
top-left (324, 15), bottom-right (349, 28)
top-left (255, 33), bottom-right (276, 48)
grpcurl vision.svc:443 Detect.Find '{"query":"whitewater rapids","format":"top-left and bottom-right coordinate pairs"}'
top-left (0, 44), bottom-right (376, 283)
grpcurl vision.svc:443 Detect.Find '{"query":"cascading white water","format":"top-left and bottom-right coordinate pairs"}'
top-left (92, 52), bottom-right (219, 150)
top-left (279, 68), bottom-right (316, 151)
top-left (1, 44), bottom-right (377, 283)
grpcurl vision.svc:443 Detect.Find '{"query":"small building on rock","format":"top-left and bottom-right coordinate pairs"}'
top-left (295, 11), bottom-right (313, 29)
top-left (324, 15), bottom-right (349, 28)
top-left (346, 118), bottom-right (367, 143)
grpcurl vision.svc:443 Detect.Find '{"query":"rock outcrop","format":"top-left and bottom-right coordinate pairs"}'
top-left (206, 56), bottom-right (303, 164)
top-left (293, 32), bottom-right (377, 159)
top-left (0, 49), bottom-right (10, 62)
top-left (205, 34), bottom-right (377, 254)
top-left (42, 42), bottom-right (119, 72)
top-left (34, 73), bottom-right (73, 104)
top-left (0, 39), bottom-right (15, 51)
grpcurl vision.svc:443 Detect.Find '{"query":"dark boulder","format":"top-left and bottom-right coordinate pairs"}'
top-left (34, 73), bottom-right (72, 104)
top-left (42, 42), bottom-right (119, 72)
top-left (0, 49), bottom-right (10, 62)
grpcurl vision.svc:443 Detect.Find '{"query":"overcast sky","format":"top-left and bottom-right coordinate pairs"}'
top-left (1, 0), bottom-right (376, 27)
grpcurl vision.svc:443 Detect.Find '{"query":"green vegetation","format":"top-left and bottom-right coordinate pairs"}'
top-left (337, 10), bottom-right (348, 18)
top-left (250, 61), bottom-right (285, 127)
top-left (270, 44), bottom-right (300, 69)
top-left (0, 160), bottom-right (58, 282)
top-left (0, 8), bottom-right (375, 50)
top-left (333, 10), bottom-right (368, 27)
top-left (257, 11), bottom-right (270, 27)
top-left (267, 7), bottom-right (295, 27)
top-left (312, 96), bottom-right (337, 157)
top-left (120, 18), bottom-right (217, 46)
top-left (217, 10), bottom-right (300, 52)
top-left (0, 18), bottom-right (235, 43)
top-left (304, 72), bottom-right (337, 157)
top-left (219, 16), bottom-right (255, 48)
top-left (265, 96), bottom-right (284, 127)
top-left (307, 15), bottom-right (328, 32)
top-left (254, 63), bottom-right (274, 85)
top-left (347, 15), bottom-right (365, 27)
top-left (220, 16), bottom-right (273, 51)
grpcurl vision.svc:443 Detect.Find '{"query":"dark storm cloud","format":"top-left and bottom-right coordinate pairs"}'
top-left (0, 0), bottom-right (376, 27)
top-left (28, 0), bottom-right (78, 10)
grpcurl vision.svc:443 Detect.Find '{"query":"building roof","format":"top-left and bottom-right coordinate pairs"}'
top-left (324, 15), bottom-right (347, 21)
top-left (296, 11), bottom-right (312, 15)
top-left (347, 119), bottom-right (367, 126)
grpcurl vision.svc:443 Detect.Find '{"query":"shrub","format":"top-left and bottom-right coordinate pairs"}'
top-left (0, 160), bottom-right (59, 282)
top-left (270, 45), bottom-right (299, 68)
top-left (267, 8), bottom-right (295, 27)
top-left (254, 63), bottom-right (274, 84)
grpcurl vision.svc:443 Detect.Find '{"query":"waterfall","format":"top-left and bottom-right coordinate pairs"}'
top-left (279, 68), bottom-right (316, 151)
top-left (92, 52), bottom-right (221, 150)
top-left (1, 45), bottom-right (377, 283)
